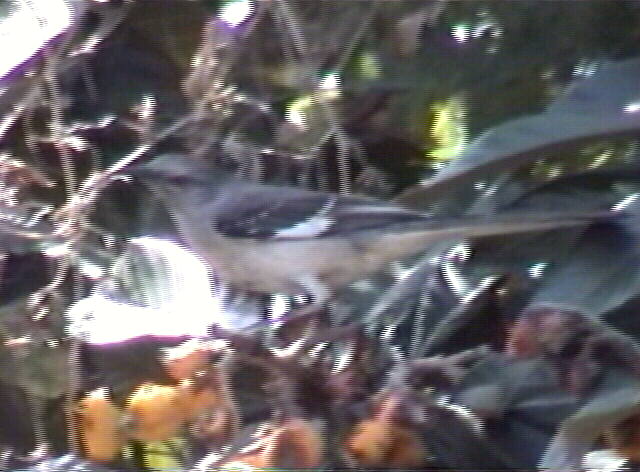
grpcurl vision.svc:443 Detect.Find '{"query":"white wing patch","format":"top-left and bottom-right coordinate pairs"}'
top-left (274, 196), bottom-right (337, 238)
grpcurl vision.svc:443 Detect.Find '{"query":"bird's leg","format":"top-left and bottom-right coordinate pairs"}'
top-left (258, 276), bottom-right (331, 353)
top-left (273, 274), bottom-right (331, 321)
top-left (296, 274), bottom-right (332, 306)
top-left (255, 275), bottom-right (331, 323)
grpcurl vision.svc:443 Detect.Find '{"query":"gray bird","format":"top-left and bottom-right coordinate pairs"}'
top-left (128, 154), bottom-right (608, 305)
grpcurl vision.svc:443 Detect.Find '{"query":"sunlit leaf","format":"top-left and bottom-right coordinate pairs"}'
top-left (427, 94), bottom-right (469, 162)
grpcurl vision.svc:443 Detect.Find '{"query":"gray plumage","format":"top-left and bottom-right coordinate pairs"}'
top-left (129, 154), bottom-right (608, 303)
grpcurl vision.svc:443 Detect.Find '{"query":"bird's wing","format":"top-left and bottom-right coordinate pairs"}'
top-left (209, 182), bottom-right (610, 241)
top-left (210, 184), bottom-right (425, 239)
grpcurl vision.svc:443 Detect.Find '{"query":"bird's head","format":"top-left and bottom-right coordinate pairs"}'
top-left (125, 154), bottom-right (234, 206)
top-left (126, 154), bottom-right (221, 186)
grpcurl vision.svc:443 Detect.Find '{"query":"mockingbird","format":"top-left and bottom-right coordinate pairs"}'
top-left (128, 154), bottom-right (608, 305)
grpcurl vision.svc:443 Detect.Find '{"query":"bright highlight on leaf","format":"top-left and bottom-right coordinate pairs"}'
top-left (451, 23), bottom-right (471, 43)
top-left (219, 0), bottom-right (254, 27)
top-left (285, 75), bottom-right (342, 130)
top-left (427, 94), bottom-right (469, 162)
top-left (624, 101), bottom-right (640, 113)
top-left (357, 52), bottom-right (381, 79)
top-left (0, 0), bottom-right (71, 78)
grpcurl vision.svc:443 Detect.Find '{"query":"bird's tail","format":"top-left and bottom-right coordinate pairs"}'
top-left (367, 210), bottom-right (617, 258)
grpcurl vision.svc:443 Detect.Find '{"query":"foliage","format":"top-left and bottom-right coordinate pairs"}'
top-left (2, 1), bottom-right (640, 471)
